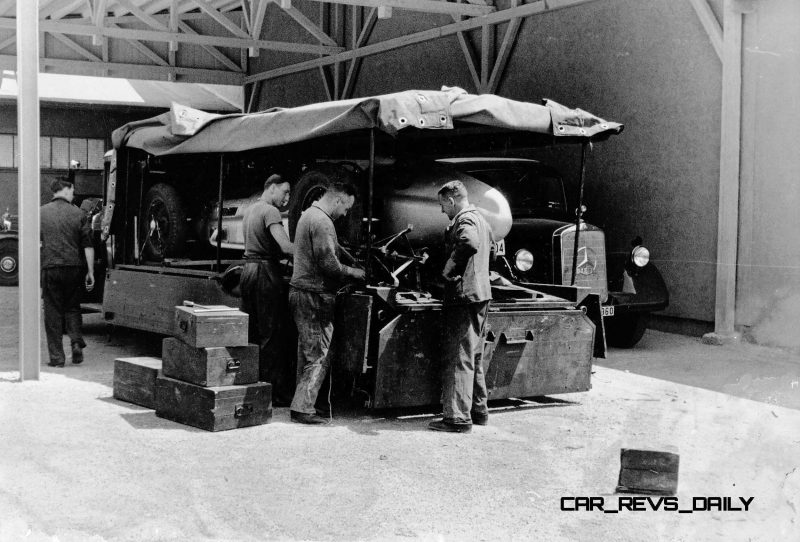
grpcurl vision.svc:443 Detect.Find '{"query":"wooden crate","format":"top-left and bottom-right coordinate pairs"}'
top-left (162, 337), bottom-right (259, 387)
top-left (155, 376), bottom-right (272, 432)
top-left (616, 447), bottom-right (679, 495)
top-left (174, 305), bottom-right (249, 348)
top-left (113, 357), bottom-right (162, 409)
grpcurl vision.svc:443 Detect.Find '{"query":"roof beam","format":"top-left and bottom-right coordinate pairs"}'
top-left (240, 0), bottom-right (252, 29)
top-left (0, 33), bottom-right (15, 51)
top-left (39, 11), bottom-right (229, 26)
top-left (0, 17), bottom-right (344, 55)
top-left (688, 0), bottom-right (723, 61)
top-left (49, 31), bottom-right (103, 61)
top-left (114, 0), bottom-right (170, 30)
top-left (169, 0), bottom-right (179, 51)
top-left (486, 15), bottom-right (520, 93)
top-left (341, 6), bottom-right (377, 98)
top-left (270, 0), bottom-right (338, 47)
top-left (305, 0), bottom-right (495, 17)
top-left (247, 0), bottom-right (602, 83)
top-left (248, 0), bottom-right (268, 56)
top-left (178, 19), bottom-right (242, 71)
top-left (189, 0), bottom-right (251, 39)
top-left (91, 0), bottom-right (108, 45)
top-left (45, 0), bottom-right (88, 20)
top-left (0, 53), bottom-right (244, 84)
top-left (107, 22), bottom-right (170, 65)
top-left (455, 31), bottom-right (480, 92)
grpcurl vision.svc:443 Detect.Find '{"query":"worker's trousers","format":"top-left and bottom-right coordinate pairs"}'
top-left (41, 266), bottom-right (85, 365)
top-left (239, 260), bottom-right (293, 403)
top-left (289, 288), bottom-right (336, 415)
top-left (441, 300), bottom-right (490, 424)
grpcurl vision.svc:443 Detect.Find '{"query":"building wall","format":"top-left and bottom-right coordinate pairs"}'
top-left (0, 102), bottom-right (163, 208)
top-left (736, 0), bottom-right (800, 347)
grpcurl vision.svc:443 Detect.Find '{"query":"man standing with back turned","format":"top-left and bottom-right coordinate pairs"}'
top-left (289, 182), bottom-right (365, 425)
top-left (240, 174), bottom-right (294, 404)
top-left (40, 176), bottom-right (95, 367)
top-left (429, 180), bottom-right (493, 433)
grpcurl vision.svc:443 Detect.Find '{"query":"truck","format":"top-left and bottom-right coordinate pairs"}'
top-left (95, 88), bottom-right (657, 408)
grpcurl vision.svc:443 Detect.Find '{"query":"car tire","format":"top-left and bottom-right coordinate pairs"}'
top-left (287, 164), bottom-right (363, 245)
top-left (0, 237), bottom-right (18, 286)
top-left (140, 183), bottom-right (187, 261)
top-left (605, 313), bottom-right (648, 348)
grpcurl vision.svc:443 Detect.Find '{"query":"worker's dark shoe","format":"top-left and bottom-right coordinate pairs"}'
top-left (428, 420), bottom-right (472, 433)
top-left (71, 343), bottom-right (84, 365)
top-left (290, 410), bottom-right (330, 425)
top-left (47, 360), bottom-right (66, 368)
top-left (471, 412), bottom-right (489, 426)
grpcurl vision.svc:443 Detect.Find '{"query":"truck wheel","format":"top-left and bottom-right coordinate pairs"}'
top-left (140, 183), bottom-right (187, 261)
top-left (605, 313), bottom-right (648, 348)
top-left (0, 237), bottom-right (18, 286)
top-left (288, 164), bottom-right (363, 245)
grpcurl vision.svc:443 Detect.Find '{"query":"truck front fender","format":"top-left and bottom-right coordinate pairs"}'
top-left (606, 252), bottom-right (669, 312)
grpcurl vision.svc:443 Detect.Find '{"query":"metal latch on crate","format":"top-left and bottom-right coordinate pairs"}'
top-left (234, 403), bottom-right (253, 418)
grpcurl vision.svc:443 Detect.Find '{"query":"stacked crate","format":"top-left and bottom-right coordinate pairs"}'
top-left (113, 357), bottom-right (163, 409)
top-left (154, 304), bottom-right (272, 432)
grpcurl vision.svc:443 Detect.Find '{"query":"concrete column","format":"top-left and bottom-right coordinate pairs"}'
top-left (704, 0), bottom-right (746, 345)
top-left (17, 0), bottom-right (41, 380)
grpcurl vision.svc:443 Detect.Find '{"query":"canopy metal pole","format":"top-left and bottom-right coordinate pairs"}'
top-left (215, 155), bottom-right (225, 271)
top-left (366, 128), bottom-right (375, 282)
top-left (18, 0), bottom-right (41, 381)
top-left (570, 142), bottom-right (589, 286)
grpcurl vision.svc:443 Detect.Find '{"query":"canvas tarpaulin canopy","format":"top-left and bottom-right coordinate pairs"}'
top-left (112, 86), bottom-right (623, 156)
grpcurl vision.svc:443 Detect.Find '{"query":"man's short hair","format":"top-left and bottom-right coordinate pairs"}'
top-left (326, 181), bottom-right (357, 198)
top-left (263, 173), bottom-right (286, 190)
top-left (50, 176), bottom-right (73, 194)
top-left (437, 180), bottom-right (468, 201)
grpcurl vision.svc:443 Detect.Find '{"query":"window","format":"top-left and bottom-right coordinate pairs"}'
top-left (0, 135), bottom-right (106, 170)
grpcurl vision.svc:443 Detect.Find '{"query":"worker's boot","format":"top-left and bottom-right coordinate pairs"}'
top-left (428, 420), bottom-right (472, 433)
top-left (290, 410), bottom-right (330, 425)
top-left (71, 343), bottom-right (84, 365)
top-left (471, 412), bottom-right (489, 426)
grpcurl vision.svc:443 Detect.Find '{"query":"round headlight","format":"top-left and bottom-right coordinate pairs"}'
top-left (632, 246), bottom-right (650, 267)
top-left (514, 249), bottom-right (534, 272)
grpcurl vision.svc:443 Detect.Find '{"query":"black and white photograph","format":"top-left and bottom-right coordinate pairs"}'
top-left (0, 0), bottom-right (798, 540)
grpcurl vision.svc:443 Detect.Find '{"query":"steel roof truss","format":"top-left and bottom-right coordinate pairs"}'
top-left (245, 0), bottom-right (601, 83)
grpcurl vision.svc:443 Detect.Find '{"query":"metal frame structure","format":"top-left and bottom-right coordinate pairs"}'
top-left (0, 0), bottom-right (608, 89)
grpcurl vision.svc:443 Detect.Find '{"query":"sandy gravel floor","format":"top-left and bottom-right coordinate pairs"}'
top-left (1, 287), bottom-right (798, 541)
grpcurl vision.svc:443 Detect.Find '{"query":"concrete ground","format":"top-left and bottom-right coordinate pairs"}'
top-left (1, 286), bottom-right (798, 542)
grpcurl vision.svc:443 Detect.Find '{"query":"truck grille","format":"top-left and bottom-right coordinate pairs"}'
top-left (556, 226), bottom-right (608, 302)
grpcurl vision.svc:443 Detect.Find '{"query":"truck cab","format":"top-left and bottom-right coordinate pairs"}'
top-left (437, 157), bottom-right (668, 347)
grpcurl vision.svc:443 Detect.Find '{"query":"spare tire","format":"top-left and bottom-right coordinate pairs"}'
top-left (0, 237), bottom-right (18, 286)
top-left (288, 164), bottom-right (363, 246)
top-left (140, 183), bottom-right (187, 261)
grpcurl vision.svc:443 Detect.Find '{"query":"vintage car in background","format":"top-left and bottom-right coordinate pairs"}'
top-left (0, 208), bottom-right (18, 286)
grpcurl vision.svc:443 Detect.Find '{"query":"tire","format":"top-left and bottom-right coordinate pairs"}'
top-left (605, 313), bottom-right (648, 348)
top-left (287, 164), bottom-right (363, 246)
top-left (140, 183), bottom-right (187, 261)
top-left (0, 237), bottom-right (18, 286)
